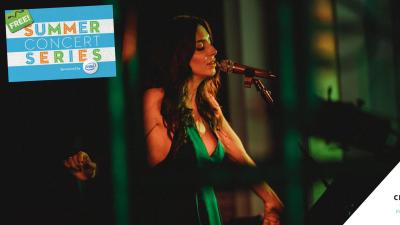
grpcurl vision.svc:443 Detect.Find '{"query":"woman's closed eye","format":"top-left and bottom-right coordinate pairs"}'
top-left (196, 41), bottom-right (205, 51)
top-left (196, 37), bottom-right (212, 51)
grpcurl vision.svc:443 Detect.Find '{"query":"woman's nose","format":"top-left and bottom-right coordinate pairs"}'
top-left (208, 45), bottom-right (217, 56)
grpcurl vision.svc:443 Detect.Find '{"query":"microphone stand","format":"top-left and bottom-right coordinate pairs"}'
top-left (242, 66), bottom-right (330, 184)
top-left (243, 68), bottom-right (274, 104)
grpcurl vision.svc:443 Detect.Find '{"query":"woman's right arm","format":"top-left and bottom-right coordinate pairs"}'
top-left (143, 88), bottom-right (172, 167)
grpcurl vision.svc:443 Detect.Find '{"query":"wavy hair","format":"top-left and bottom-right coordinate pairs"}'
top-left (155, 15), bottom-right (222, 149)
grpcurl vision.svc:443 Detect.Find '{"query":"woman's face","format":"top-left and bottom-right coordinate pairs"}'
top-left (189, 25), bottom-right (218, 79)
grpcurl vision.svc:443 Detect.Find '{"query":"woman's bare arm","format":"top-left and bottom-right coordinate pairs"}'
top-left (143, 88), bottom-right (172, 167)
top-left (210, 95), bottom-right (283, 225)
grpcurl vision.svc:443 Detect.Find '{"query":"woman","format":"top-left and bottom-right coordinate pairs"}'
top-left (143, 15), bottom-right (283, 225)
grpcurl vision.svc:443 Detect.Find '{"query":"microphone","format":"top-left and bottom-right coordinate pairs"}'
top-left (218, 59), bottom-right (276, 79)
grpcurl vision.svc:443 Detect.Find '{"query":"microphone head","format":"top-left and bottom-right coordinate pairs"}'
top-left (218, 59), bottom-right (234, 73)
top-left (218, 59), bottom-right (277, 79)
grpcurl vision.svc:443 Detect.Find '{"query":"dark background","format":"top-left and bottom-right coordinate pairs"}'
top-left (2, 0), bottom-right (400, 225)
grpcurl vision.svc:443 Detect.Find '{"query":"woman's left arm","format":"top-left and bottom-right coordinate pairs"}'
top-left (211, 97), bottom-right (283, 225)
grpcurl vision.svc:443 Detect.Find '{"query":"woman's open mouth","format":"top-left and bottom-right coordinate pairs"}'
top-left (207, 59), bottom-right (217, 67)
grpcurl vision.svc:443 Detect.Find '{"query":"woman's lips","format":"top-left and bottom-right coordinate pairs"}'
top-left (207, 59), bottom-right (217, 67)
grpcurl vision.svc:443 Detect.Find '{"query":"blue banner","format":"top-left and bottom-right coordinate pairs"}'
top-left (5, 5), bottom-right (116, 82)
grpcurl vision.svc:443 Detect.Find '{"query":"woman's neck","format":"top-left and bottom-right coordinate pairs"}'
top-left (186, 76), bottom-right (204, 109)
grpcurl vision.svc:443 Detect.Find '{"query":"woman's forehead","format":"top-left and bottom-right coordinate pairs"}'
top-left (196, 25), bottom-right (210, 40)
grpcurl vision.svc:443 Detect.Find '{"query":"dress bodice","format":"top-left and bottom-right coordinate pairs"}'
top-left (148, 123), bottom-right (225, 225)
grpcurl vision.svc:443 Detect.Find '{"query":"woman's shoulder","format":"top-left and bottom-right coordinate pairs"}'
top-left (143, 88), bottom-right (165, 102)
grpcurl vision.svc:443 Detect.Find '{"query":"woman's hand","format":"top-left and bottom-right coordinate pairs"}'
top-left (205, 93), bottom-right (223, 119)
top-left (263, 196), bottom-right (284, 225)
top-left (64, 151), bottom-right (96, 181)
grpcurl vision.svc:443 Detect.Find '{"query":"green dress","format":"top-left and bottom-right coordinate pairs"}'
top-left (187, 125), bottom-right (225, 225)
top-left (148, 124), bottom-right (225, 225)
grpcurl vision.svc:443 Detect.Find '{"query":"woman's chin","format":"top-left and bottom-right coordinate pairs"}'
top-left (207, 68), bottom-right (217, 76)
top-left (193, 71), bottom-right (216, 79)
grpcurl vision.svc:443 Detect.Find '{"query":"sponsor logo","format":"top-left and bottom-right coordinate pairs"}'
top-left (83, 59), bottom-right (98, 74)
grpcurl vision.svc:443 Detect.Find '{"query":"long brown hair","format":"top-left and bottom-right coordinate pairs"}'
top-left (156, 15), bottom-right (222, 148)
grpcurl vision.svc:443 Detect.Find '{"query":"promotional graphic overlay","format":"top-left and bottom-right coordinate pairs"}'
top-left (5, 5), bottom-right (116, 82)
top-left (344, 162), bottom-right (400, 225)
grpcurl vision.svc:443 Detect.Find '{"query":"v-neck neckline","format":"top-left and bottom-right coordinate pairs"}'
top-left (192, 125), bottom-right (220, 158)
